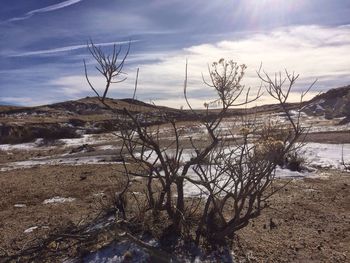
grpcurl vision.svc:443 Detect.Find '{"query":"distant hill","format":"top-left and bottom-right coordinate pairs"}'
top-left (0, 97), bottom-right (177, 116)
top-left (0, 97), bottom-right (190, 144)
top-left (0, 105), bottom-right (26, 112)
top-left (0, 85), bottom-right (349, 144)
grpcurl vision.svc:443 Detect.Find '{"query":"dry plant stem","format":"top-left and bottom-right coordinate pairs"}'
top-left (341, 145), bottom-right (350, 170)
top-left (133, 68), bottom-right (139, 100)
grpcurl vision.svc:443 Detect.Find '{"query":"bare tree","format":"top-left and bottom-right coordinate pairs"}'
top-left (84, 40), bottom-right (130, 103)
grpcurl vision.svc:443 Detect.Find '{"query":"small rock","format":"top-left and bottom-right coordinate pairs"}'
top-left (269, 218), bottom-right (277, 230)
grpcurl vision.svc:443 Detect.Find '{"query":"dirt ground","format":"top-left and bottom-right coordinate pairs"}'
top-left (234, 171), bottom-right (350, 263)
top-left (0, 164), bottom-right (142, 258)
top-left (303, 131), bottom-right (350, 144)
top-left (0, 126), bottom-right (349, 262)
top-left (0, 161), bottom-right (349, 262)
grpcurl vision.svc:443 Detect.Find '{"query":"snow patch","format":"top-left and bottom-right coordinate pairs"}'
top-left (59, 133), bottom-right (120, 147)
top-left (24, 226), bottom-right (38, 233)
top-left (0, 138), bottom-right (53, 151)
top-left (275, 167), bottom-right (310, 178)
top-left (84, 240), bottom-right (151, 263)
top-left (96, 145), bottom-right (119, 150)
top-left (0, 155), bottom-right (124, 171)
top-left (43, 196), bottom-right (76, 204)
top-left (303, 143), bottom-right (350, 169)
top-left (14, 204), bottom-right (27, 208)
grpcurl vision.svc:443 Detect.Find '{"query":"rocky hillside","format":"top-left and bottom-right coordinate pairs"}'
top-left (303, 85), bottom-right (350, 122)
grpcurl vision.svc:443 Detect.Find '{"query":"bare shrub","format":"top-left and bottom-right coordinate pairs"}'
top-left (86, 51), bottom-right (313, 246)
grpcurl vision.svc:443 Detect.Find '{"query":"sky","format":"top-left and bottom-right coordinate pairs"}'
top-left (0, 0), bottom-right (350, 108)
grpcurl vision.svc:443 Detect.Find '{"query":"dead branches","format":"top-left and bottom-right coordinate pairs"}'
top-left (82, 49), bottom-right (313, 247)
top-left (84, 40), bottom-right (130, 103)
top-left (116, 58), bottom-right (313, 245)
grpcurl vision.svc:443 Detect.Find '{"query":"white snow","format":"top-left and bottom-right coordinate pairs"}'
top-left (59, 133), bottom-right (120, 147)
top-left (83, 240), bottom-right (151, 263)
top-left (14, 204), bottom-right (27, 208)
top-left (275, 167), bottom-right (310, 178)
top-left (87, 215), bottom-right (115, 232)
top-left (182, 143), bottom-right (350, 197)
top-left (96, 145), bottom-right (119, 150)
top-left (315, 103), bottom-right (325, 112)
top-left (43, 196), bottom-right (76, 204)
top-left (0, 138), bottom-right (54, 151)
top-left (24, 226), bottom-right (38, 233)
top-left (0, 133), bottom-right (120, 152)
top-left (83, 237), bottom-right (235, 263)
top-left (302, 143), bottom-right (350, 169)
top-left (0, 155), bottom-right (124, 171)
top-left (129, 142), bottom-right (350, 198)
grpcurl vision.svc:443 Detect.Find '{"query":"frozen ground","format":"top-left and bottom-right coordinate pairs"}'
top-left (136, 143), bottom-right (350, 197)
top-left (83, 235), bottom-right (235, 263)
top-left (83, 240), bottom-right (152, 263)
top-left (0, 155), bottom-right (123, 171)
top-left (1, 139), bottom-right (349, 174)
top-left (0, 133), bottom-right (120, 152)
top-left (302, 142), bottom-right (350, 169)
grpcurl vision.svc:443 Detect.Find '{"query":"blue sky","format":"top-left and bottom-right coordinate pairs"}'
top-left (0, 0), bottom-right (350, 108)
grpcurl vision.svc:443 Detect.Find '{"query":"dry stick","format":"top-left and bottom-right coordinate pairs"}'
top-left (133, 68), bottom-right (139, 100)
top-left (341, 145), bottom-right (349, 170)
top-left (84, 59), bottom-right (101, 99)
top-left (183, 59), bottom-right (199, 118)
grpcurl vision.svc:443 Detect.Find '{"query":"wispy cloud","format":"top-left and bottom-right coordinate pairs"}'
top-left (1, 0), bottom-right (83, 24)
top-left (9, 40), bottom-right (138, 57)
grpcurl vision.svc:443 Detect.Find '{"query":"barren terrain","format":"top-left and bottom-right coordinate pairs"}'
top-left (0, 151), bottom-right (349, 262)
top-left (0, 86), bottom-right (350, 262)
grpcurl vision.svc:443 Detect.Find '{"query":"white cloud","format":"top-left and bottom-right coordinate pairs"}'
top-left (48, 25), bottom-right (350, 109)
top-left (134, 24), bottom-right (350, 107)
